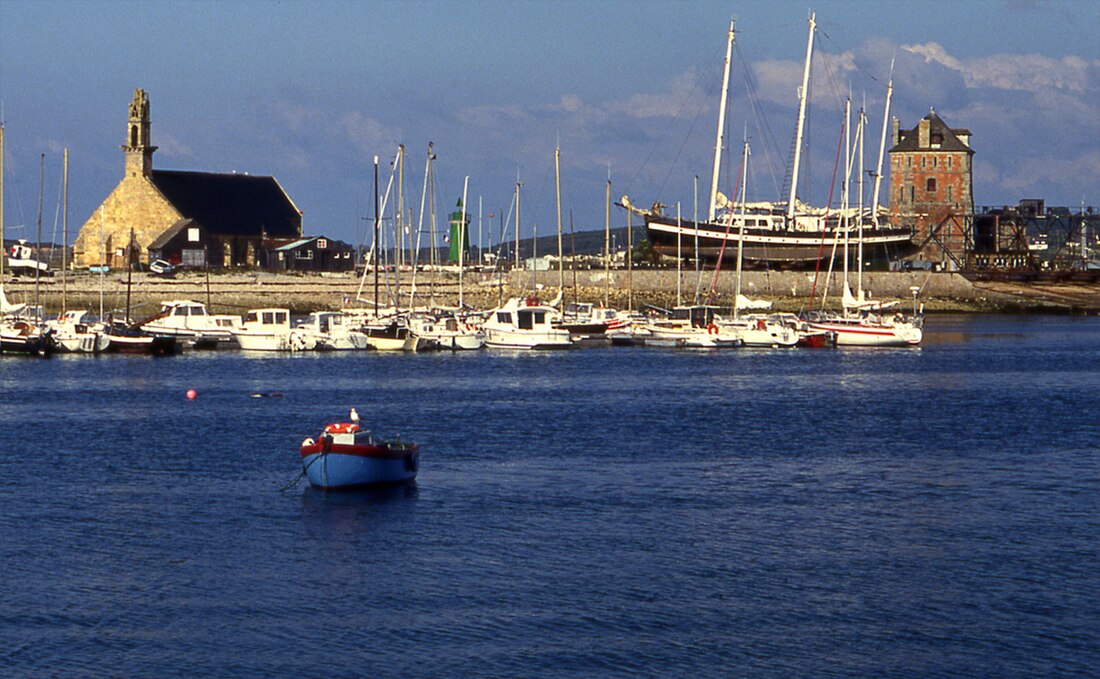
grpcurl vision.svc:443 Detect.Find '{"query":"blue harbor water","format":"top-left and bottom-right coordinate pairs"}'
top-left (1, 314), bottom-right (1098, 676)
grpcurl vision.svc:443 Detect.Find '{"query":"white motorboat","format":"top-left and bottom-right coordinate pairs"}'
top-left (643, 306), bottom-right (741, 348)
top-left (482, 297), bottom-right (572, 350)
top-left (139, 299), bottom-right (241, 348)
top-left (556, 302), bottom-right (628, 341)
top-left (295, 311), bottom-right (369, 351)
top-left (407, 311), bottom-right (483, 351)
top-left (47, 310), bottom-right (110, 353)
top-left (720, 316), bottom-right (799, 348)
top-left (232, 308), bottom-right (316, 351)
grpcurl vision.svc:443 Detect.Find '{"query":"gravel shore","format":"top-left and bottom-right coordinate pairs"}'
top-left (5, 268), bottom-right (1098, 316)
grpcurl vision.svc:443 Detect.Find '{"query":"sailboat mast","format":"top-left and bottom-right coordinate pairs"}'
top-left (734, 141), bottom-right (749, 320)
top-left (428, 145), bottom-right (437, 306)
top-left (555, 146), bottom-right (564, 303)
top-left (858, 106), bottom-right (866, 297)
top-left (605, 172), bottom-right (611, 306)
top-left (395, 144), bottom-right (404, 307)
top-left (842, 97), bottom-right (851, 293)
top-left (125, 228), bottom-right (134, 323)
top-left (35, 154), bottom-right (43, 318)
top-left (786, 12), bottom-right (816, 222)
top-left (459, 175), bottom-right (469, 308)
top-left (62, 148), bottom-right (68, 314)
top-left (871, 59), bottom-right (894, 227)
top-left (708, 19), bottom-right (735, 223)
top-left (515, 178), bottom-right (521, 273)
top-left (626, 209), bottom-right (633, 312)
top-left (98, 206), bottom-right (104, 320)
top-left (373, 155), bottom-right (380, 314)
top-left (0, 123), bottom-right (5, 281)
top-left (676, 203), bottom-right (682, 306)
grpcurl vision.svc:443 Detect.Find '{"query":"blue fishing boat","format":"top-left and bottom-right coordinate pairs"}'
top-left (299, 410), bottom-right (419, 490)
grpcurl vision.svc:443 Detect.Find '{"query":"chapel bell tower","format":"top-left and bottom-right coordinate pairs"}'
top-left (123, 88), bottom-right (157, 178)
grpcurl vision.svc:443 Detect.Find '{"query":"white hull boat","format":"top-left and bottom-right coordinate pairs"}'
top-left (483, 297), bottom-right (572, 350)
top-left (232, 308), bottom-right (317, 351)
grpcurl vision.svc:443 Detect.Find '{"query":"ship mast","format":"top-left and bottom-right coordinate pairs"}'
top-left (708, 19), bottom-right (735, 223)
top-left (0, 123), bottom-right (4, 281)
top-left (786, 11), bottom-right (816, 222)
top-left (871, 58), bottom-right (894, 228)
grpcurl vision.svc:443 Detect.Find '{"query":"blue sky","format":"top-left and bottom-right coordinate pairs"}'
top-left (1, 0), bottom-right (1097, 248)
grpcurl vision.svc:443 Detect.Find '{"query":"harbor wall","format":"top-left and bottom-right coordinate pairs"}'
top-left (3, 268), bottom-right (1097, 316)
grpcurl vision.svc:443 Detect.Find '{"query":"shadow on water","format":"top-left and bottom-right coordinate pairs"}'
top-left (300, 481), bottom-right (419, 513)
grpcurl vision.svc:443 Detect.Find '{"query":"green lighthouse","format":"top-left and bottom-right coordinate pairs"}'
top-left (447, 198), bottom-right (470, 264)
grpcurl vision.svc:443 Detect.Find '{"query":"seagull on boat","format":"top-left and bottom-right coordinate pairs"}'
top-left (350, 407), bottom-right (360, 425)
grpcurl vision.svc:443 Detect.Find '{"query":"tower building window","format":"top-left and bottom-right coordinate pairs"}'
top-left (926, 178), bottom-right (937, 192)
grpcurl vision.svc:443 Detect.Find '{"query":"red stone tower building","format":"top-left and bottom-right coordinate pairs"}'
top-left (888, 109), bottom-right (974, 265)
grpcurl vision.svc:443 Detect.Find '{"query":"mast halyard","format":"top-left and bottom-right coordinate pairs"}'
top-left (786, 11), bottom-right (816, 222)
top-left (708, 19), bottom-right (735, 223)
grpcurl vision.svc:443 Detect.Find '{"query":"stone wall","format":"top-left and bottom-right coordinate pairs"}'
top-left (73, 176), bottom-right (181, 268)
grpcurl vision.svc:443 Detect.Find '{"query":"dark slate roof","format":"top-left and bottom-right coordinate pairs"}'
top-left (890, 111), bottom-right (973, 154)
top-left (148, 218), bottom-right (196, 249)
top-left (150, 170), bottom-right (302, 237)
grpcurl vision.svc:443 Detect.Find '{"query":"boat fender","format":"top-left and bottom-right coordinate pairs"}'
top-left (302, 437), bottom-right (315, 449)
top-left (707, 323), bottom-right (719, 335)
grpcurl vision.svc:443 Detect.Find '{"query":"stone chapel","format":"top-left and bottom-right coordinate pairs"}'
top-left (73, 89), bottom-right (302, 269)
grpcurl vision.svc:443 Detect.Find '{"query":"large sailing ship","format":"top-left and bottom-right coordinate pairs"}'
top-left (621, 14), bottom-right (917, 268)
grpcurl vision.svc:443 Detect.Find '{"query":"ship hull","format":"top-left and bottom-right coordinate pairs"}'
top-left (645, 215), bottom-right (917, 266)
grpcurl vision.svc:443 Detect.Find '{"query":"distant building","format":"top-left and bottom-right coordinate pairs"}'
top-left (268, 236), bottom-right (357, 272)
top-left (889, 109), bottom-right (974, 265)
top-left (73, 89), bottom-right (302, 269)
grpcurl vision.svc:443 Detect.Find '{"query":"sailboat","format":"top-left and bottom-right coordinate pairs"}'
top-left (0, 127), bottom-right (55, 356)
top-left (620, 15), bottom-right (916, 267)
top-left (806, 100), bottom-right (923, 347)
top-left (103, 230), bottom-right (180, 354)
top-left (714, 140), bottom-right (799, 348)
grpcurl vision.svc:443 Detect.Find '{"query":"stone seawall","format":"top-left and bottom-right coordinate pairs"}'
top-left (4, 268), bottom-right (1098, 316)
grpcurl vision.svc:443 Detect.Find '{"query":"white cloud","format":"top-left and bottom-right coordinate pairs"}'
top-left (902, 42), bottom-right (1099, 94)
top-left (153, 133), bottom-right (193, 158)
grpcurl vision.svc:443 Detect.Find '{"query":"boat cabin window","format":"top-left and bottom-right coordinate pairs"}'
top-left (496, 312), bottom-right (512, 324)
top-left (445, 318), bottom-right (458, 331)
top-left (518, 311), bottom-right (534, 330)
top-left (245, 312), bottom-right (259, 323)
top-left (189, 306), bottom-right (206, 316)
top-left (262, 311), bottom-right (276, 325)
top-left (275, 311), bottom-right (288, 325)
